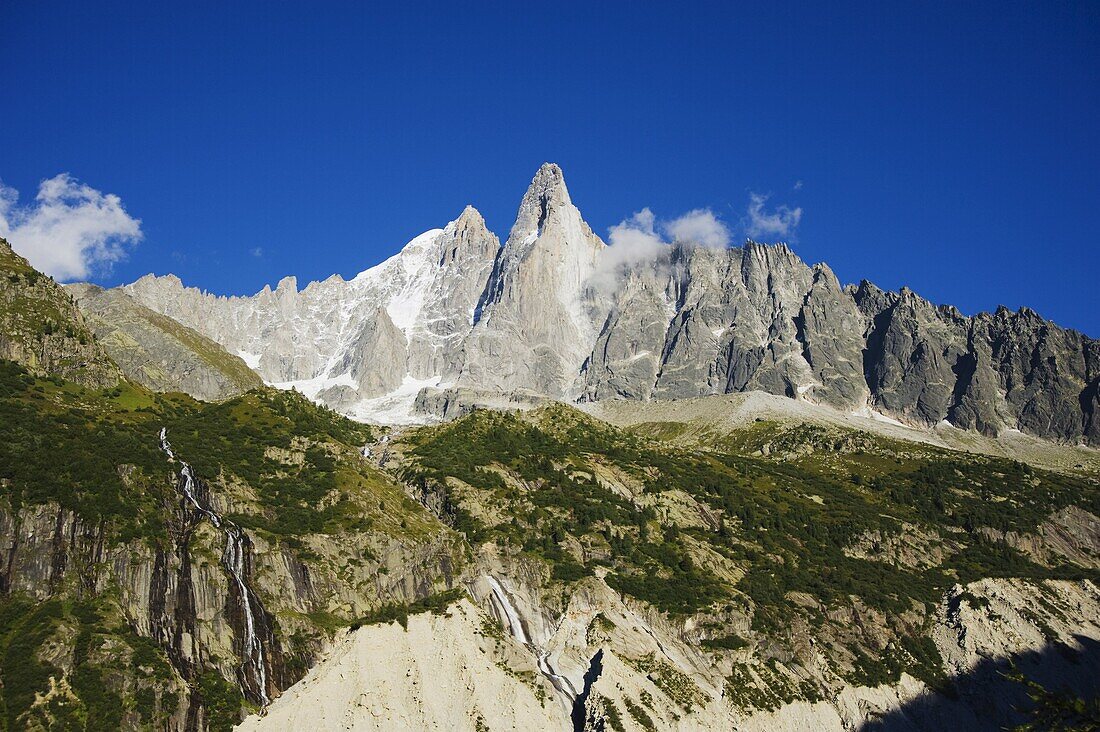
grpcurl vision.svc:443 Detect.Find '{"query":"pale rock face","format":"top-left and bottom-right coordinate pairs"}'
top-left (123, 206), bottom-right (499, 416)
top-left (237, 599), bottom-right (570, 732)
top-left (332, 306), bottom-right (408, 397)
top-left (794, 263), bottom-right (870, 408)
top-left (406, 206), bottom-right (500, 378)
top-left (583, 258), bottom-right (674, 400)
top-left (454, 163), bottom-right (606, 397)
top-left (583, 241), bottom-right (867, 411)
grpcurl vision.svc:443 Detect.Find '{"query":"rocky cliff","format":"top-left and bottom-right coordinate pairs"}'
top-left (122, 205), bottom-right (500, 418)
top-left (0, 249), bottom-right (473, 729)
top-left (3, 236), bottom-right (1099, 730)
top-left (118, 165), bottom-right (1098, 445)
top-left (0, 352), bottom-right (462, 729)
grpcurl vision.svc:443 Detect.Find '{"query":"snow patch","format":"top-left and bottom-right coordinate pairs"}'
top-left (852, 406), bottom-right (908, 427)
top-left (271, 372), bottom-right (358, 401)
top-left (345, 375), bottom-right (442, 426)
top-left (237, 351), bottom-right (262, 370)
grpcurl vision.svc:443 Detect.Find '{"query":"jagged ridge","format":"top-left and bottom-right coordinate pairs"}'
top-left (116, 166), bottom-right (1099, 445)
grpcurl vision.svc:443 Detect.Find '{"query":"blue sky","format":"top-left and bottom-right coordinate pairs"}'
top-left (1, 1), bottom-right (1097, 335)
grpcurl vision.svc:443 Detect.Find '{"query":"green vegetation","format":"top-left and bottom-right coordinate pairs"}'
top-left (0, 360), bottom-right (176, 541)
top-left (0, 356), bottom-right (455, 726)
top-left (0, 240), bottom-right (73, 338)
top-left (403, 406), bottom-right (1097, 624)
top-left (0, 238), bottom-right (114, 386)
top-left (198, 669), bottom-right (245, 732)
top-left (0, 359), bottom-right (432, 542)
top-left (349, 588), bottom-right (466, 630)
top-left (164, 388), bottom-right (380, 537)
top-left (601, 696), bottom-right (626, 732)
top-left (624, 653), bottom-right (707, 712)
top-left (0, 593), bottom-right (179, 729)
top-left (624, 695), bottom-right (657, 730)
top-left (403, 407), bottom-right (729, 614)
top-left (1005, 664), bottom-right (1100, 732)
top-left (724, 661), bottom-right (809, 712)
top-left (700, 634), bottom-right (750, 651)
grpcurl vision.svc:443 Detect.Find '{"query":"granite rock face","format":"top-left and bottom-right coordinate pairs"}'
top-left (854, 282), bottom-right (1099, 442)
top-left (584, 242), bottom-right (869, 410)
top-left (122, 206), bottom-right (500, 403)
top-left (116, 165), bottom-right (1098, 444)
top-left (68, 283), bottom-right (262, 401)
top-left (452, 162), bottom-right (606, 397)
top-left (332, 306), bottom-right (407, 398)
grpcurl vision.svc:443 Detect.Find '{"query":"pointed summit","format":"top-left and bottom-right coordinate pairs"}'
top-left (509, 163), bottom-right (573, 243)
top-left (529, 162), bottom-right (568, 198)
top-left (453, 162), bottom-right (605, 397)
top-left (451, 204), bottom-right (489, 237)
top-left (456, 204), bottom-right (484, 224)
top-left (440, 205), bottom-right (496, 267)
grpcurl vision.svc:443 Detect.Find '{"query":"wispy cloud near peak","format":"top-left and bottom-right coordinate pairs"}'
top-left (744, 192), bottom-right (802, 240)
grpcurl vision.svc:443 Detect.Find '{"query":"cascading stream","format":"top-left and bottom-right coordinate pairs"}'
top-left (160, 428), bottom-right (271, 706)
top-left (485, 575), bottom-right (578, 713)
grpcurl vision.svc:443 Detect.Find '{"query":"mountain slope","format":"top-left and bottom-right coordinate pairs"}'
top-left (0, 237), bottom-right (120, 388)
top-left (0, 360), bottom-right (463, 729)
top-left (68, 283), bottom-right (262, 401)
top-left (2, 235), bottom-right (1098, 730)
top-left (118, 165), bottom-right (1099, 445)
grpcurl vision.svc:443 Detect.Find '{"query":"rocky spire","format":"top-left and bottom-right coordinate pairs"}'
top-left (454, 164), bottom-right (605, 397)
top-left (507, 162), bottom-right (572, 244)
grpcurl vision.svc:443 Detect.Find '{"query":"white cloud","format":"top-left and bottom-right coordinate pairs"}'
top-left (793, 180), bottom-right (803, 190)
top-left (744, 192), bottom-right (802, 240)
top-left (590, 207), bottom-right (731, 295)
top-left (664, 208), bottom-right (730, 248)
top-left (250, 246), bottom-right (264, 258)
top-left (605, 208), bottom-right (663, 265)
top-left (0, 173), bottom-right (142, 281)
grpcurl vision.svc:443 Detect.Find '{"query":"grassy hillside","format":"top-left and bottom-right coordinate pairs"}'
top-left (0, 238), bottom-right (120, 387)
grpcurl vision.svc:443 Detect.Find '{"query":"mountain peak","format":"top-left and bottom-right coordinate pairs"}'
top-left (524, 162), bottom-right (571, 208)
top-left (454, 204), bottom-right (487, 229)
top-left (533, 161), bottom-right (565, 186)
top-left (506, 163), bottom-right (574, 247)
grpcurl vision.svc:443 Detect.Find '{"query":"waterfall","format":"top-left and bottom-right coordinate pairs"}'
top-left (486, 575), bottom-right (530, 645)
top-left (160, 428), bottom-right (271, 706)
top-left (485, 575), bottom-right (578, 712)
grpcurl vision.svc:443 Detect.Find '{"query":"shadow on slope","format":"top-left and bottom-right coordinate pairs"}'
top-left (861, 635), bottom-right (1100, 731)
